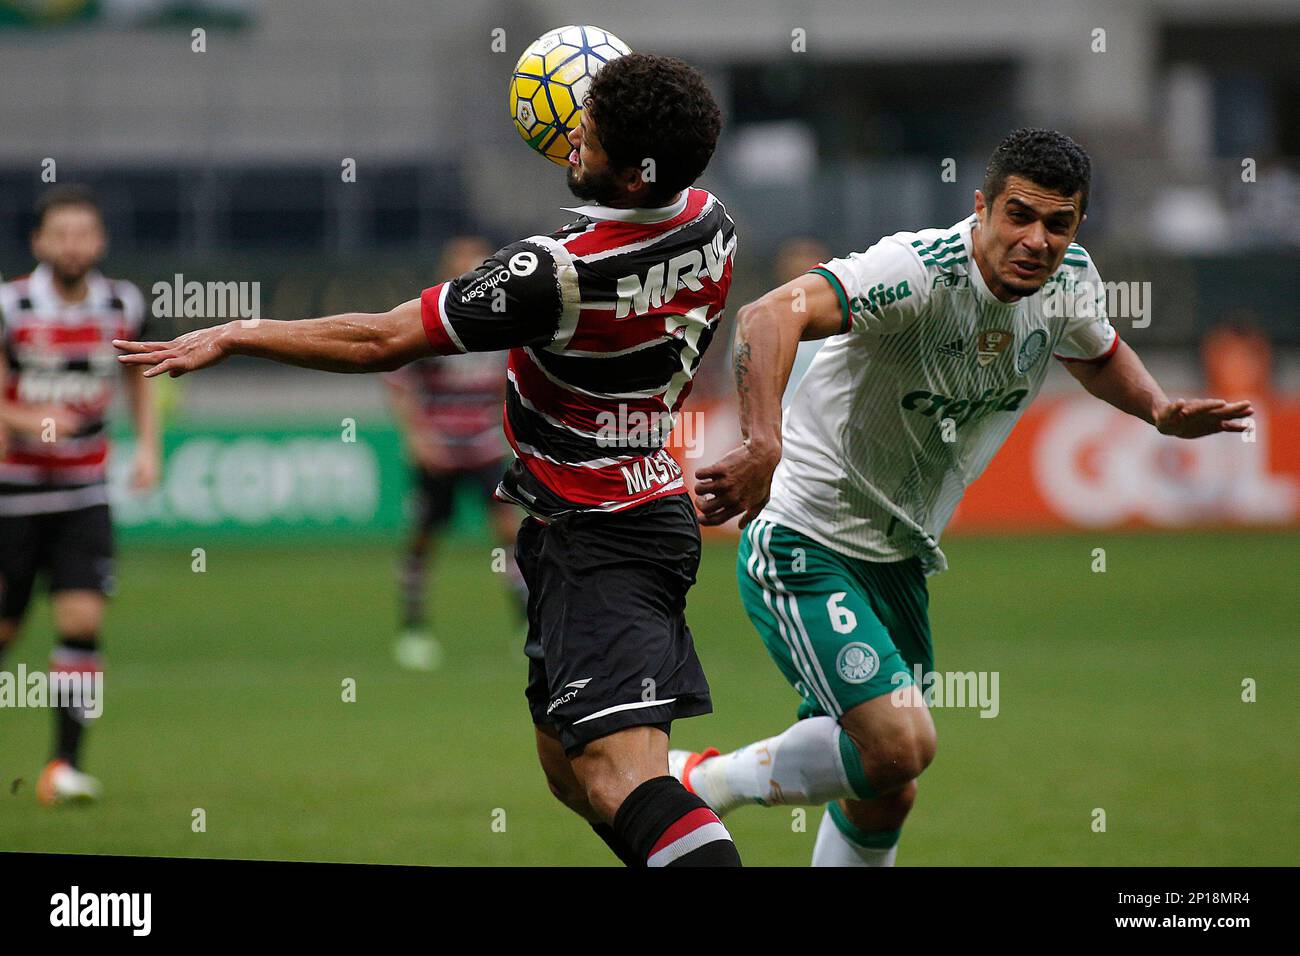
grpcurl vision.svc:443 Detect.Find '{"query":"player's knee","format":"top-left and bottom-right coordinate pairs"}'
top-left (51, 593), bottom-right (104, 639)
top-left (906, 718), bottom-right (938, 777)
top-left (895, 724), bottom-right (937, 787)
top-left (888, 778), bottom-right (919, 814)
top-left (841, 779), bottom-right (919, 832)
top-left (535, 730), bottom-right (599, 820)
top-left (855, 718), bottom-right (936, 793)
top-left (571, 753), bottom-right (654, 824)
top-left (578, 770), bottom-right (630, 823)
top-left (543, 772), bottom-right (584, 813)
top-left (540, 764), bottom-right (596, 819)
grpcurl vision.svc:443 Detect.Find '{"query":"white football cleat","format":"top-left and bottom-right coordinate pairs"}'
top-left (393, 631), bottom-right (443, 672)
top-left (37, 759), bottom-right (101, 806)
top-left (668, 747), bottom-right (720, 795)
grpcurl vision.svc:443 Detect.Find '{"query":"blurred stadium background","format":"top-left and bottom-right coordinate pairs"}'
top-left (0, 0), bottom-right (1296, 865)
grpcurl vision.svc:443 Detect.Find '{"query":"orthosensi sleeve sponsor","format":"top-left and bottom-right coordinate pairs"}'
top-left (420, 238), bottom-right (564, 356)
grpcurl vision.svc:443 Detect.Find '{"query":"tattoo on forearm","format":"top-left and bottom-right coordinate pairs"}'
top-left (734, 340), bottom-right (751, 398)
top-left (733, 339), bottom-right (755, 441)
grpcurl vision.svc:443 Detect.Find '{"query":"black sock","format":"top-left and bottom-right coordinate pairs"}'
top-left (590, 822), bottom-right (644, 868)
top-left (613, 776), bottom-right (741, 867)
top-left (50, 636), bottom-right (101, 768)
top-left (398, 551), bottom-right (427, 630)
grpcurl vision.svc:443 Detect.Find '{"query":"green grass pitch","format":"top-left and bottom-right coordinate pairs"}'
top-left (1, 530), bottom-right (1295, 866)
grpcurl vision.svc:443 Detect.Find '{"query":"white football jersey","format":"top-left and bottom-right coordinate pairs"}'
top-left (763, 214), bottom-right (1117, 573)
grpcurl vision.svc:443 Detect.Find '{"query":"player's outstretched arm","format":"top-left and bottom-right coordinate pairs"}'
top-left (115, 297), bottom-right (429, 378)
top-left (695, 273), bottom-right (844, 527)
top-left (1064, 338), bottom-right (1253, 438)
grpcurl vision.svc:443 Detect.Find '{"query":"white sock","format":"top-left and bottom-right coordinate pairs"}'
top-left (689, 716), bottom-right (861, 816)
top-left (812, 807), bottom-right (899, 867)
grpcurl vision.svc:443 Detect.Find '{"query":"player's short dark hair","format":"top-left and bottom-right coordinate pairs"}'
top-left (983, 128), bottom-right (1092, 215)
top-left (584, 52), bottom-right (722, 206)
top-left (34, 184), bottom-right (103, 228)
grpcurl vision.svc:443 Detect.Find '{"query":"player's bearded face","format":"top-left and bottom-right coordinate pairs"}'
top-left (566, 159), bottom-right (624, 205)
top-left (34, 206), bottom-right (106, 286)
top-left (978, 177), bottom-right (1082, 299)
top-left (565, 111), bottom-right (626, 206)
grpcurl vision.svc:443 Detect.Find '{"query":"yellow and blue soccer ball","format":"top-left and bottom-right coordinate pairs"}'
top-left (509, 25), bottom-right (632, 166)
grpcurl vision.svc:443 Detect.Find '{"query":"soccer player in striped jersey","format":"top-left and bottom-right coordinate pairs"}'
top-left (0, 185), bottom-right (162, 805)
top-left (384, 235), bottom-right (526, 672)
top-left (679, 128), bottom-right (1253, 865)
top-left (116, 54), bottom-right (743, 866)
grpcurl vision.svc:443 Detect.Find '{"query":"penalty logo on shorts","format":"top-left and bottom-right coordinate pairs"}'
top-left (836, 642), bottom-right (880, 684)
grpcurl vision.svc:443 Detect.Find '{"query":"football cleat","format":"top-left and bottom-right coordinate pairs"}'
top-left (36, 759), bottom-right (101, 806)
top-left (667, 747), bottom-right (720, 795)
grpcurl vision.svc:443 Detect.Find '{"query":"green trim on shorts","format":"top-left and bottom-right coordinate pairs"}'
top-left (829, 801), bottom-right (902, 849)
top-left (837, 727), bottom-right (878, 800)
top-left (737, 518), bottom-right (933, 722)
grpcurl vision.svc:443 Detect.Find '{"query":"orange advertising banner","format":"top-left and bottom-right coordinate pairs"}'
top-left (949, 395), bottom-right (1299, 531)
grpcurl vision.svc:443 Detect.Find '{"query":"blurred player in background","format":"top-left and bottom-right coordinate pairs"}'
top-left (0, 185), bottom-right (160, 805)
top-left (117, 54), bottom-right (745, 867)
top-left (386, 235), bottom-right (526, 671)
top-left (681, 128), bottom-right (1254, 865)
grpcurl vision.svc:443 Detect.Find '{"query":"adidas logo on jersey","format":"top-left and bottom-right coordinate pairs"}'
top-left (936, 338), bottom-right (965, 359)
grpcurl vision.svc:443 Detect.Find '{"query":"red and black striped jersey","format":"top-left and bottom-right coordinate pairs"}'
top-left (385, 352), bottom-right (508, 470)
top-left (0, 264), bottom-right (146, 515)
top-left (419, 187), bottom-right (736, 518)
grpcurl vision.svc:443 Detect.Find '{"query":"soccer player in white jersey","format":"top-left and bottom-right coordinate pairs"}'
top-left (677, 128), bottom-right (1254, 866)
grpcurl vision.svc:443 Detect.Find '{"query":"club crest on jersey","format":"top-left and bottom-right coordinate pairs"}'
top-left (1015, 328), bottom-right (1049, 374)
top-left (976, 329), bottom-right (1012, 367)
top-left (836, 642), bottom-right (880, 685)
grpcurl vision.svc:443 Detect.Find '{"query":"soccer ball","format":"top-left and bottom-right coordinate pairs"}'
top-left (509, 25), bottom-right (632, 166)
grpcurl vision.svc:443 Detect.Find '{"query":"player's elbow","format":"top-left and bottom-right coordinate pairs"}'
top-left (367, 339), bottom-right (409, 374)
top-left (362, 301), bottom-right (431, 373)
top-left (360, 317), bottom-right (420, 373)
top-left (736, 295), bottom-right (783, 338)
top-left (347, 337), bottom-right (396, 373)
top-left (743, 289), bottom-right (813, 338)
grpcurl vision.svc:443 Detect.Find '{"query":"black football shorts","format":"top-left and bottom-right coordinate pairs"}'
top-left (411, 462), bottom-right (504, 530)
top-left (517, 493), bottom-right (712, 754)
top-left (0, 503), bottom-right (115, 622)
